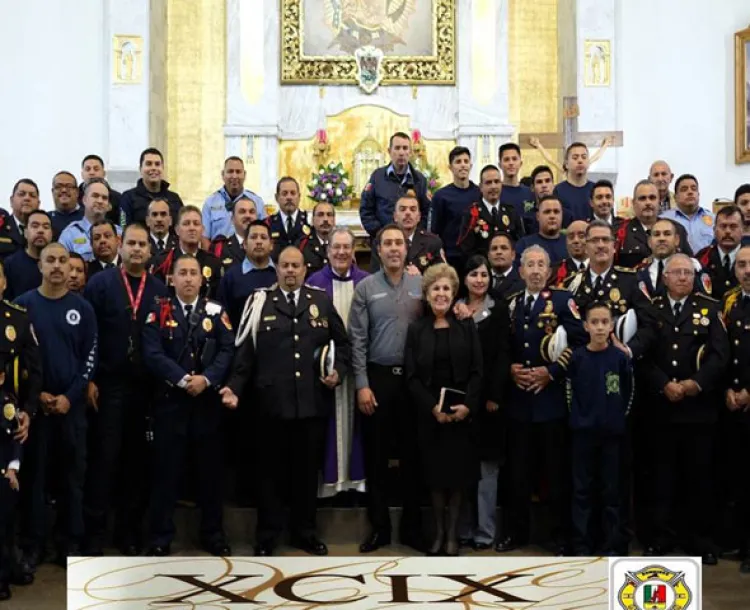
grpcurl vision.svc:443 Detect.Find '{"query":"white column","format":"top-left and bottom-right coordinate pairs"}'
top-left (105, 0), bottom-right (152, 191)
top-left (577, 0), bottom-right (618, 180)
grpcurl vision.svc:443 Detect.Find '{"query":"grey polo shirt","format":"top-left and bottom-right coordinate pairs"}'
top-left (349, 270), bottom-right (424, 390)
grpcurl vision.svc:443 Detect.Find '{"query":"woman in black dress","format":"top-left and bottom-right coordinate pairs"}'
top-left (404, 263), bottom-right (483, 555)
top-left (455, 255), bottom-right (510, 549)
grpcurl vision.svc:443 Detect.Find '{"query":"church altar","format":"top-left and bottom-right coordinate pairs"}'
top-left (101, 0), bottom-right (623, 218)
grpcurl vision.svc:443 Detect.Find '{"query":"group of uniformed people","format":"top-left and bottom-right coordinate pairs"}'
top-left (1, 139), bottom-right (750, 603)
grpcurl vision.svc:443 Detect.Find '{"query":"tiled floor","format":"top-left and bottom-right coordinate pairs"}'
top-left (7, 544), bottom-right (749, 609)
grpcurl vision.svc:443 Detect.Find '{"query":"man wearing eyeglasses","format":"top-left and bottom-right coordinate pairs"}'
top-left (564, 220), bottom-right (649, 316)
top-left (627, 254), bottom-right (728, 565)
top-left (50, 171), bottom-right (84, 239)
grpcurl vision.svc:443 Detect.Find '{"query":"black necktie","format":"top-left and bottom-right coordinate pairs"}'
top-left (286, 215), bottom-right (293, 236)
top-left (524, 294), bottom-right (534, 319)
top-left (287, 291), bottom-right (296, 313)
top-left (491, 206), bottom-right (499, 226)
top-left (673, 301), bottom-right (682, 318)
top-left (184, 303), bottom-right (193, 319)
top-left (593, 275), bottom-right (603, 295)
top-left (723, 254), bottom-right (732, 275)
top-left (157, 238), bottom-right (165, 252)
top-left (656, 260), bottom-right (665, 291)
top-left (743, 295), bottom-right (750, 308)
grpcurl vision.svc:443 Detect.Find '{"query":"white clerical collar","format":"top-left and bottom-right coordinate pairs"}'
top-left (331, 267), bottom-right (351, 279)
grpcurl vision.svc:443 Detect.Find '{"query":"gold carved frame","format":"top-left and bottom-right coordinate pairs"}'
top-left (735, 26), bottom-right (750, 164)
top-left (280, 0), bottom-right (456, 85)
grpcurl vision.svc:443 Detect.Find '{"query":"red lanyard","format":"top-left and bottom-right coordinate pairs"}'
top-left (121, 268), bottom-right (147, 320)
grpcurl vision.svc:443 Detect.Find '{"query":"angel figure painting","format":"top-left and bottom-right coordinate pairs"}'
top-left (303, 0), bottom-right (434, 57)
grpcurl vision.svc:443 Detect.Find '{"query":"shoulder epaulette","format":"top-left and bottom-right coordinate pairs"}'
top-left (2, 299), bottom-right (25, 313)
top-left (694, 292), bottom-right (719, 303)
top-left (614, 265), bottom-right (636, 273)
top-left (506, 290), bottom-right (523, 302)
top-left (548, 286), bottom-right (568, 291)
top-left (205, 300), bottom-right (222, 315)
top-left (724, 285), bottom-right (742, 299)
top-left (304, 284), bottom-right (326, 292)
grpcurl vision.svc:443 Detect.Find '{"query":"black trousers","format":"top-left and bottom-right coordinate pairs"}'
top-left (148, 395), bottom-right (225, 548)
top-left (0, 475), bottom-right (17, 581)
top-left (504, 418), bottom-right (568, 546)
top-left (21, 413), bottom-right (86, 552)
top-left (84, 375), bottom-right (150, 546)
top-left (254, 416), bottom-right (326, 545)
top-left (362, 364), bottom-right (422, 538)
top-left (738, 416), bottom-right (750, 554)
top-left (570, 430), bottom-right (623, 555)
top-left (649, 420), bottom-right (715, 554)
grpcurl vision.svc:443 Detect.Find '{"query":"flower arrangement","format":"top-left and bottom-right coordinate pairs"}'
top-left (307, 162), bottom-right (354, 206)
top-left (420, 161), bottom-right (442, 196)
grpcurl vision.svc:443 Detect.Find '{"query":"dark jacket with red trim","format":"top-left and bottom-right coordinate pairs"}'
top-left (406, 229), bottom-right (444, 274)
top-left (696, 244), bottom-right (738, 301)
top-left (149, 247), bottom-right (222, 300)
top-left (458, 201), bottom-right (524, 261)
top-left (210, 234), bottom-right (244, 276)
top-left (300, 233), bottom-right (329, 278)
top-left (615, 218), bottom-right (693, 269)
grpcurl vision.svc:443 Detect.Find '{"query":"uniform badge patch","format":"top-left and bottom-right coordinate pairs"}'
top-left (605, 372), bottom-right (620, 395)
top-left (3, 403), bottom-right (15, 421)
top-left (221, 311), bottom-right (233, 330)
top-left (568, 299), bottom-right (581, 320)
top-left (5, 325), bottom-right (15, 342)
top-left (202, 266), bottom-right (212, 279)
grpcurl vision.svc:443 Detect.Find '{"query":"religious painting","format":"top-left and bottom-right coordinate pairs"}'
top-left (280, 0), bottom-right (455, 86)
top-left (735, 27), bottom-right (750, 163)
top-left (583, 40), bottom-right (611, 87)
top-left (112, 35), bottom-right (143, 84)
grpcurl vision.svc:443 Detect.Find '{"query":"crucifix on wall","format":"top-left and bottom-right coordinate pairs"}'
top-left (519, 96), bottom-right (623, 155)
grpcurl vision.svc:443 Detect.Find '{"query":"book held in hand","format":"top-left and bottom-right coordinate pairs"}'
top-left (314, 340), bottom-right (336, 379)
top-left (438, 387), bottom-right (467, 415)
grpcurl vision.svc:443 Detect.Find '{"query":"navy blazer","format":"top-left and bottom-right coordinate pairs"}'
top-left (142, 296), bottom-right (235, 395)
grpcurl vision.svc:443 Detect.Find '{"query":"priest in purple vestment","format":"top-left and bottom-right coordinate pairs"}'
top-left (306, 227), bottom-right (369, 497)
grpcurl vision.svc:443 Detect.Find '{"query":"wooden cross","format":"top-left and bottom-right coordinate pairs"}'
top-left (519, 96), bottom-right (623, 151)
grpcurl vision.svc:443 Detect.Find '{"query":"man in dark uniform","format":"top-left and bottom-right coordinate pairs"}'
top-left (145, 198), bottom-right (178, 255)
top-left (265, 177), bottom-right (311, 261)
top-left (564, 220), bottom-right (649, 316)
top-left (359, 132), bottom-right (430, 241)
top-left (300, 202), bottom-right (335, 277)
top-left (458, 165), bottom-right (524, 263)
top-left (4, 210), bottom-right (52, 300)
top-left (83, 223), bottom-right (168, 555)
top-left (696, 205), bottom-right (742, 300)
top-left (142, 255), bottom-right (235, 557)
top-left (50, 171), bottom-right (84, 238)
top-left (220, 247), bottom-right (350, 557)
top-left (629, 254), bottom-right (728, 565)
top-left (496, 245), bottom-right (586, 555)
top-left (722, 247), bottom-right (750, 572)
top-left (87, 220), bottom-right (122, 277)
top-left (635, 218), bottom-right (708, 299)
top-left (0, 262), bottom-right (42, 588)
top-left (120, 148), bottom-right (184, 225)
top-left (210, 195), bottom-right (258, 275)
top-left (0, 179), bottom-right (39, 261)
top-left (151, 206), bottom-right (222, 299)
top-left (487, 233), bottom-right (523, 299)
top-left (0, 391), bottom-right (21, 600)
top-left (586, 179), bottom-right (625, 228)
top-left (550, 220), bottom-right (589, 286)
top-left (393, 191), bottom-right (444, 274)
top-left (616, 180), bottom-right (692, 268)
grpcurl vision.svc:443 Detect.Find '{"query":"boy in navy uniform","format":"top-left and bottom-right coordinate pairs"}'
top-left (142, 255), bottom-right (235, 557)
top-left (0, 385), bottom-right (21, 600)
top-left (497, 245), bottom-right (586, 555)
top-left (560, 302), bottom-right (633, 556)
top-left (15, 243), bottom-right (97, 565)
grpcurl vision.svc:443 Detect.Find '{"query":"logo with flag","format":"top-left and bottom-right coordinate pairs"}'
top-left (643, 583), bottom-right (667, 609)
top-left (617, 564), bottom-right (692, 610)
